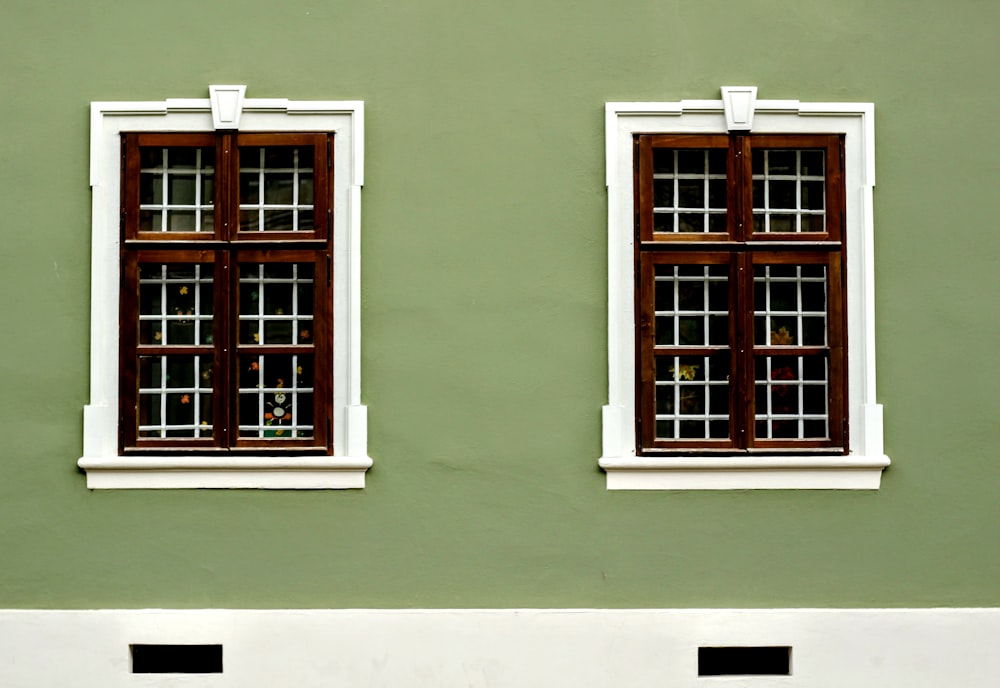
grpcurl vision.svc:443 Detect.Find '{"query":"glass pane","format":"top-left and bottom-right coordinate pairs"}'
top-left (169, 176), bottom-right (196, 205)
top-left (138, 263), bottom-right (214, 345)
top-left (137, 355), bottom-right (213, 438)
top-left (800, 151), bottom-right (824, 176)
top-left (654, 354), bottom-right (730, 440)
top-left (708, 179), bottom-right (727, 209)
top-left (167, 211), bottom-right (195, 232)
top-left (766, 150), bottom-right (796, 175)
top-left (653, 180), bottom-right (673, 208)
top-left (138, 146), bottom-right (215, 233)
top-left (239, 263), bottom-right (315, 345)
top-left (753, 264), bottom-right (827, 347)
top-left (238, 354), bottom-right (315, 439)
top-left (264, 173), bottom-right (294, 204)
top-left (801, 181), bottom-right (824, 210)
top-left (678, 180), bottom-right (703, 208)
top-left (678, 213), bottom-right (705, 232)
top-left (768, 180), bottom-right (795, 209)
top-left (241, 171), bottom-right (260, 205)
top-left (239, 145), bottom-right (315, 232)
top-left (708, 214), bottom-right (727, 232)
top-left (676, 149), bottom-right (704, 174)
top-left (707, 148), bottom-right (727, 174)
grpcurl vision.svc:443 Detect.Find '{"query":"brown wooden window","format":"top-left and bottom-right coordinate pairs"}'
top-left (119, 132), bottom-right (334, 453)
top-left (635, 134), bottom-right (847, 454)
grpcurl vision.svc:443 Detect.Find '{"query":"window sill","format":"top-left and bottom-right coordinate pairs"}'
top-left (77, 455), bottom-right (373, 489)
top-left (598, 455), bottom-right (889, 490)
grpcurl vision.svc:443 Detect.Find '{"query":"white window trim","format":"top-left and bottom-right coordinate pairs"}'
top-left (78, 86), bottom-right (372, 489)
top-left (600, 89), bottom-right (889, 490)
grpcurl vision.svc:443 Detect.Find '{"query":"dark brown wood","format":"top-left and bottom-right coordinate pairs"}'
top-left (119, 131), bottom-right (335, 454)
top-left (745, 134), bottom-right (842, 243)
top-left (637, 134), bottom-right (731, 244)
top-left (118, 252), bottom-right (139, 451)
top-left (634, 133), bottom-right (849, 455)
top-left (125, 133), bottom-right (221, 243)
top-left (233, 133), bottom-right (331, 242)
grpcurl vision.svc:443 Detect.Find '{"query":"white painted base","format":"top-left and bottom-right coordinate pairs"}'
top-left (1, 608), bottom-right (998, 686)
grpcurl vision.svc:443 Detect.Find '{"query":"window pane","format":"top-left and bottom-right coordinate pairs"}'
top-left (137, 355), bottom-right (213, 438)
top-left (138, 146), bottom-right (215, 232)
top-left (754, 355), bottom-right (829, 440)
top-left (239, 145), bottom-right (315, 232)
top-left (654, 354), bottom-right (730, 440)
top-left (238, 263), bottom-right (315, 345)
top-left (651, 148), bottom-right (727, 233)
top-left (238, 354), bottom-right (314, 439)
top-left (653, 264), bottom-right (728, 346)
top-left (751, 149), bottom-right (826, 233)
top-left (753, 264), bottom-right (827, 347)
top-left (138, 263), bottom-right (214, 346)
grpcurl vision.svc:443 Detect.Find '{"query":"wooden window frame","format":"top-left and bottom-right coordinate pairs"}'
top-left (119, 132), bottom-right (335, 454)
top-left (635, 134), bottom-right (847, 455)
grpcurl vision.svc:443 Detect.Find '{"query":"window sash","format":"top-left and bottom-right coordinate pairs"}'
top-left (120, 133), bottom-right (334, 453)
top-left (635, 134), bottom-right (846, 454)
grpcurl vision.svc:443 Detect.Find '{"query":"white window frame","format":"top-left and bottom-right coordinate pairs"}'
top-left (78, 85), bottom-right (372, 489)
top-left (600, 88), bottom-right (889, 489)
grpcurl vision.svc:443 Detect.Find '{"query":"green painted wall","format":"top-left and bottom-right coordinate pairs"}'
top-left (1, 0), bottom-right (998, 608)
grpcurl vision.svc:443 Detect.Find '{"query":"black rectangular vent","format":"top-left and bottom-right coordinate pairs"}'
top-left (131, 644), bottom-right (223, 674)
top-left (698, 646), bottom-right (791, 676)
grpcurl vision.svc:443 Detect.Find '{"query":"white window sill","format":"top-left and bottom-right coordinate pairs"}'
top-left (76, 456), bottom-right (373, 489)
top-left (598, 455), bottom-right (889, 490)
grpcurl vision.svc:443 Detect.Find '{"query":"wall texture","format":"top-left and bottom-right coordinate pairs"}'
top-left (1, 0), bottom-right (998, 608)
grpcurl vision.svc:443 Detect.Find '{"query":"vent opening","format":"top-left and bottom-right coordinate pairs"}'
top-left (130, 644), bottom-right (223, 674)
top-left (698, 646), bottom-right (791, 676)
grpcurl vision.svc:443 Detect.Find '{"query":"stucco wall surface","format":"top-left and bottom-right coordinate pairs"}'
top-left (0, 0), bottom-right (998, 607)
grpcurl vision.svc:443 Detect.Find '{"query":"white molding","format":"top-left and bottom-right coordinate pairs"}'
top-left (76, 456), bottom-right (372, 489)
top-left (2, 608), bottom-right (999, 686)
top-left (602, 94), bottom-right (887, 490)
top-left (599, 455), bottom-right (890, 490)
top-left (82, 88), bottom-right (371, 489)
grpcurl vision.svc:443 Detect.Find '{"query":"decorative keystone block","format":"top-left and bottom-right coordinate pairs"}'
top-left (721, 86), bottom-right (757, 131)
top-left (209, 84), bottom-right (247, 130)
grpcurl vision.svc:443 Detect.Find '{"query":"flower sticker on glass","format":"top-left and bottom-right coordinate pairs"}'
top-left (265, 388), bottom-right (289, 437)
top-left (668, 364), bottom-right (700, 381)
top-left (771, 326), bottom-right (794, 345)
